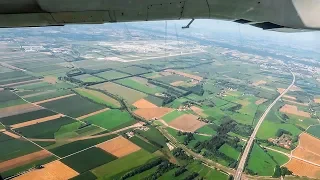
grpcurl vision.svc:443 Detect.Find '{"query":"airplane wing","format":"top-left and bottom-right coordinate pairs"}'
top-left (1, 0), bottom-right (320, 31)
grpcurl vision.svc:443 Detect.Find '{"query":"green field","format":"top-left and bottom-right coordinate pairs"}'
top-left (61, 147), bottom-right (117, 173)
top-left (95, 70), bottom-right (129, 80)
top-left (75, 88), bottom-right (121, 108)
top-left (91, 149), bottom-right (157, 179)
top-left (70, 171), bottom-right (97, 180)
top-left (92, 82), bottom-right (147, 104)
top-left (307, 125), bottom-right (320, 139)
top-left (119, 66), bottom-right (151, 75)
top-left (49, 134), bottom-right (118, 157)
top-left (257, 120), bottom-right (302, 140)
top-left (128, 136), bottom-right (159, 153)
top-left (74, 74), bottom-right (104, 83)
top-left (0, 99), bottom-right (26, 109)
top-left (0, 76), bottom-right (38, 86)
top-left (54, 121), bottom-right (83, 139)
top-left (144, 95), bottom-right (164, 106)
top-left (0, 90), bottom-right (20, 102)
top-left (135, 126), bottom-right (168, 147)
top-left (162, 110), bottom-right (185, 123)
top-left (186, 162), bottom-right (229, 180)
top-left (247, 143), bottom-right (277, 176)
top-left (266, 150), bottom-right (289, 165)
top-left (25, 90), bottom-right (73, 103)
top-left (16, 117), bottom-right (76, 139)
top-left (40, 95), bottom-right (105, 118)
top-left (116, 78), bottom-right (165, 94)
top-left (0, 71), bottom-right (27, 80)
top-left (0, 133), bottom-right (41, 162)
top-left (195, 125), bottom-right (217, 135)
top-left (218, 144), bottom-right (240, 160)
top-left (84, 109), bottom-right (134, 130)
top-left (155, 74), bottom-right (190, 84)
top-left (0, 109), bottom-right (57, 125)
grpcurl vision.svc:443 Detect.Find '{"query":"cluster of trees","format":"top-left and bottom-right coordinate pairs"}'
top-left (121, 158), bottom-right (163, 179)
top-left (184, 172), bottom-right (199, 180)
top-left (227, 104), bottom-right (242, 112)
top-left (174, 167), bottom-right (187, 177)
top-left (177, 131), bottom-right (195, 145)
top-left (275, 129), bottom-right (292, 137)
top-left (172, 148), bottom-right (191, 161)
top-left (145, 160), bottom-right (176, 180)
top-left (179, 84), bottom-right (204, 96)
top-left (273, 166), bottom-right (293, 178)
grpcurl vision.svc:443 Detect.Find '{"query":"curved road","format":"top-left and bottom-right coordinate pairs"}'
top-left (235, 70), bottom-right (295, 180)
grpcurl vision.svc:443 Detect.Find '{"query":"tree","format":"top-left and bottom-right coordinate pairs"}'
top-left (273, 165), bottom-right (281, 178)
top-left (0, 174), bottom-right (3, 180)
top-left (280, 167), bottom-right (293, 176)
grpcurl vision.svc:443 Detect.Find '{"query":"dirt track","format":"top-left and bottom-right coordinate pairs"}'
top-left (33, 94), bottom-right (76, 105)
top-left (11, 114), bottom-right (64, 129)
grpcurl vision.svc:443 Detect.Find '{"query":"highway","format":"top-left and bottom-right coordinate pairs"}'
top-left (234, 70), bottom-right (295, 180)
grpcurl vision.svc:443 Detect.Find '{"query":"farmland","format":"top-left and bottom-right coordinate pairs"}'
top-left (74, 88), bottom-right (121, 108)
top-left (1, 21), bottom-right (320, 180)
top-left (83, 109), bottom-right (135, 130)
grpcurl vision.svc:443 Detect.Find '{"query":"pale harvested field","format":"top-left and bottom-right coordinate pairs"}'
top-left (280, 104), bottom-right (310, 118)
top-left (22, 90), bottom-right (55, 98)
top-left (170, 81), bottom-right (184, 86)
top-left (0, 150), bottom-right (51, 173)
top-left (314, 98), bottom-right (320, 103)
top-left (134, 107), bottom-right (173, 120)
top-left (75, 88), bottom-right (121, 108)
top-left (34, 94), bottom-right (76, 105)
top-left (14, 160), bottom-right (79, 180)
top-left (3, 79), bottom-right (42, 87)
top-left (286, 158), bottom-right (320, 179)
top-left (77, 108), bottom-right (109, 120)
top-left (11, 114), bottom-right (64, 129)
top-left (190, 106), bottom-right (208, 117)
top-left (252, 80), bottom-right (267, 86)
top-left (283, 99), bottom-right (308, 106)
top-left (283, 95), bottom-right (296, 100)
top-left (3, 131), bottom-right (21, 139)
top-left (43, 76), bottom-right (58, 84)
top-left (92, 82), bottom-right (147, 104)
top-left (132, 99), bottom-right (158, 109)
top-left (97, 136), bottom-right (140, 157)
top-left (293, 147), bottom-right (320, 165)
top-left (255, 98), bottom-right (267, 105)
top-left (298, 133), bottom-right (320, 157)
top-left (290, 85), bottom-right (302, 91)
top-left (277, 88), bottom-right (286, 94)
top-left (0, 104), bottom-right (42, 118)
top-left (169, 114), bottom-right (206, 132)
top-left (164, 69), bottom-right (203, 81)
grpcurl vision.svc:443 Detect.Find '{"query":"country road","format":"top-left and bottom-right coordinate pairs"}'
top-left (235, 70), bottom-right (296, 180)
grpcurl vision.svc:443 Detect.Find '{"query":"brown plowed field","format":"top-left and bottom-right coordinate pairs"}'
top-left (280, 104), bottom-right (310, 118)
top-left (293, 147), bottom-right (320, 165)
top-left (132, 99), bottom-right (158, 109)
top-left (252, 80), bottom-right (266, 86)
top-left (190, 106), bottom-right (208, 117)
top-left (168, 114), bottom-right (206, 132)
top-left (134, 107), bottom-right (173, 120)
top-left (14, 160), bottom-right (79, 180)
top-left (164, 69), bottom-right (203, 81)
top-left (77, 108), bottom-right (109, 120)
top-left (0, 150), bottom-right (51, 173)
top-left (277, 88), bottom-right (286, 94)
top-left (3, 131), bottom-right (21, 139)
top-left (11, 114), bottom-right (64, 129)
top-left (97, 136), bottom-right (140, 157)
top-left (290, 85), bottom-right (302, 91)
top-left (283, 95), bottom-right (296, 100)
top-left (314, 98), bottom-right (320, 103)
top-left (3, 79), bottom-right (42, 87)
top-left (0, 104), bottom-right (41, 118)
top-left (298, 133), bottom-right (320, 157)
top-left (43, 76), bottom-right (57, 84)
top-left (286, 158), bottom-right (320, 179)
top-left (33, 94), bottom-right (76, 105)
top-left (255, 98), bottom-right (267, 105)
